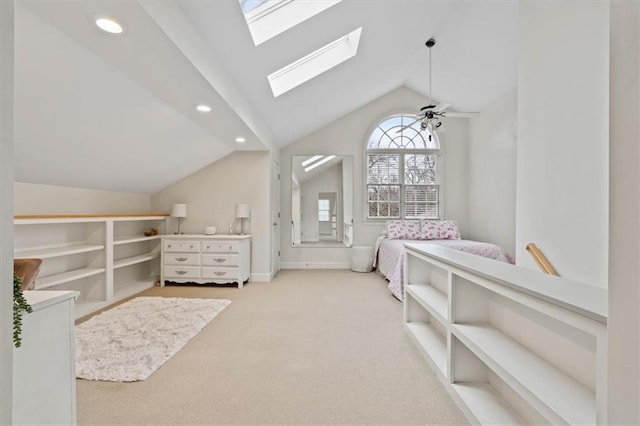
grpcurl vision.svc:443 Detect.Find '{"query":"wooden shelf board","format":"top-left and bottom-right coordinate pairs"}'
top-left (114, 234), bottom-right (161, 245)
top-left (453, 323), bottom-right (595, 425)
top-left (15, 213), bottom-right (168, 219)
top-left (405, 322), bottom-right (447, 375)
top-left (452, 383), bottom-right (526, 425)
top-left (406, 283), bottom-right (448, 321)
top-left (113, 253), bottom-right (159, 269)
top-left (36, 267), bottom-right (106, 289)
top-left (15, 243), bottom-right (104, 259)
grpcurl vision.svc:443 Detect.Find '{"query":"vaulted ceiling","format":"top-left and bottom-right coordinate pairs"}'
top-left (13, 1), bottom-right (517, 193)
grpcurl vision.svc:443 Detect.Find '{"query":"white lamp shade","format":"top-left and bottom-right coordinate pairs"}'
top-left (170, 203), bottom-right (188, 218)
top-left (235, 203), bottom-right (250, 219)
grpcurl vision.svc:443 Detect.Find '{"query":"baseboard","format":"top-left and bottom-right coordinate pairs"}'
top-left (280, 262), bottom-right (350, 269)
top-left (250, 272), bottom-right (271, 282)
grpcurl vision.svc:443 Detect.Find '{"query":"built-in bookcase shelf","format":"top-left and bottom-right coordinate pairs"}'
top-left (114, 252), bottom-right (159, 269)
top-left (15, 243), bottom-right (105, 259)
top-left (403, 242), bottom-right (608, 426)
top-left (114, 235), bottom-right (161, 245)
top-left (14, 214), bottom-right (167, 319)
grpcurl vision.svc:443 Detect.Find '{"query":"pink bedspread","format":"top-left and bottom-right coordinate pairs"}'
top-left (376, 238), bottom-right (515, 300)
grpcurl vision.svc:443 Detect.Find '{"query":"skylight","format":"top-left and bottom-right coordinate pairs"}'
top-left (239, 0), bottom-right (269, 13)
top-left (267, 27), bottom-right (362, 97)
top-left (240, 0), bottom-right (342, 46)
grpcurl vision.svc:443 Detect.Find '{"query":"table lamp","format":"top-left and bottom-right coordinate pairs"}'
top-left (235, 203), bottom-right (250, 235)
top-left (170, 203), bottom-right (187, 234)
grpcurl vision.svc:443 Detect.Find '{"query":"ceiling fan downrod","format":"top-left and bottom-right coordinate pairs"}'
top-left (426, 38), bottom-right (436, 108)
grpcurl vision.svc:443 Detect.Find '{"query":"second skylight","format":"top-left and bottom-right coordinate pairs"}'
top-left (267, 27), bottom-right (362, 97)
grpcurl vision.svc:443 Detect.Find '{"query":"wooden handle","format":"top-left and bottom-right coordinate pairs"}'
top-left (525, 243), bottom-right (559, 276)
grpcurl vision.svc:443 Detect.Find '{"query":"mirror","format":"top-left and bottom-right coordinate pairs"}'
top-left (291, 155), bottom-right (353, 247)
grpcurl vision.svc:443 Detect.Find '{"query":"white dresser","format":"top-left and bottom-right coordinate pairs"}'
top-left (161, 234), bottom-right (251, 288)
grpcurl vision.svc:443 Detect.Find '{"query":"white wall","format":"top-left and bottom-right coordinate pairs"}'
top-left (516, 2), bottom-right (609, 287)
top-left (151, 151), bottom-right (272, 281)
top-left (608, 2), bottom-right (640, 423)
top-left (280, 86), bottom-right (469, 268)
top-left (1, 2), bottom-right (14, 422)
top-left (467, 89), bottom-right (517, 256)
top-left (14, 182), bottom-right (151, 214)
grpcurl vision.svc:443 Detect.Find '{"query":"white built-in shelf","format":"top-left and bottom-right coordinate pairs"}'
top-left (403, 244), bottom-right (607, 425)
top-left (14, 243), bottom-right (104, 259)
top-left (114, 235), bottom-right (161, 245)
top-left (15, 214), bottom-right (167, 319)
top-left (404, 242), bottom-right (607, 323)
top-left (452, 383), bottom-right (526, 425)
top-left (406, 283), bottom-right (448, 321)
top-left (113, 252), bottom-right (159, 269)
top-left (36, 267), bottom-right (106, 290)
top-left (453, 323), bottom-right (595, 425)
top-left (404, 322), bottom-right (447, 375)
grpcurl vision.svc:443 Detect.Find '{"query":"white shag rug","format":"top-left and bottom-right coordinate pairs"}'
top-left (75, 297), bottom-right (231, 382)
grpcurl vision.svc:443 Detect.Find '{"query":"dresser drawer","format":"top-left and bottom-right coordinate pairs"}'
top-left (163, 240), bottom-right (200, 253)
top-left (201, 254), bottom-right (239, 267)
top-left (164, 253), bottom-right (200, 266)
top-left (163, 266), bottom-right (200, 279)
top-left (202, 241), bottom-right (239, 253)
top-left (202, 267), bottom-right (239, 280)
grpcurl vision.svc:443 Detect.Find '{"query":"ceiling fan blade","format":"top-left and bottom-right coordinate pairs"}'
top-left (445, 111), bottom-right (480, 118)
top-left (433, 103), bottom-right (450, 113)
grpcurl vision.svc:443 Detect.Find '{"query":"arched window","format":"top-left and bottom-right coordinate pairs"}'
top-left (366, 113), bottom-right (441, 219)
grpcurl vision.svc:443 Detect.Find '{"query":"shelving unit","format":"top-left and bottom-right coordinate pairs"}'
top-left (403, 243), bottom-right (608, 425)
top-left (14, 214), bottom-right (167, 319)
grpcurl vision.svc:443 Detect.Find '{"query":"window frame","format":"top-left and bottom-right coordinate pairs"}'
top-left (363, 112), bottom-right (444, 222)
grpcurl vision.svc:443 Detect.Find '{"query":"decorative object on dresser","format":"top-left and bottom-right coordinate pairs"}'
top-left (170, 203), bottom-right (188, 234)
top-left (75, 297), bottom-right (231, 382)
top-left (14, 214), bottom-right (168, 319)
top-left (161, 234), bottom-right (251, 288)
top-left (235, 203), bottom-right (250, 235)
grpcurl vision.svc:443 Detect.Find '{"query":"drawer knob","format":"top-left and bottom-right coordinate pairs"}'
top-left (214, 271), bottom-right (226, 276)
top-left (175, 257), bottom-right (188, 262)
top-left (167, 244), bottom-right (172, 248)
top-left (214, 258), bottom-right (226, 263)
top-left (175, 270), bottom-right (188, 275)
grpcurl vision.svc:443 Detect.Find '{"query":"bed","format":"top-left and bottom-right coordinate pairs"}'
top-left (374, 228), bottom-right (514, 300)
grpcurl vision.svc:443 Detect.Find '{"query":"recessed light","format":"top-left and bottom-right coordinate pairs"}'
top-left (235, 137), bottom-right (246, 143)
top-left (95, 18), bottom-right (123, 34)
top-left (196, 104), bottom-right (212, 113)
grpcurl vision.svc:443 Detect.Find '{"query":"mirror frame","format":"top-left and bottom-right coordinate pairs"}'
top-left (291, 155), bottom-right (353, 248)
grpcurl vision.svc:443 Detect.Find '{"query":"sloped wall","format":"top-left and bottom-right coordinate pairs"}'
top-left (14, 182), bottom-right (151, 214)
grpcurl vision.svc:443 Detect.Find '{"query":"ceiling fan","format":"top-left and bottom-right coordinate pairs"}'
top-left (399, 38), bottom-right (477, 134)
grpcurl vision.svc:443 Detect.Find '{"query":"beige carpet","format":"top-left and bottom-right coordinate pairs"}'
top-left (76, 269), bottom-right (468, 425)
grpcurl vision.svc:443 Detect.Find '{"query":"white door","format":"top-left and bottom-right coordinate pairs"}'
top-left (271, 158), bottom-right (280, 276)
